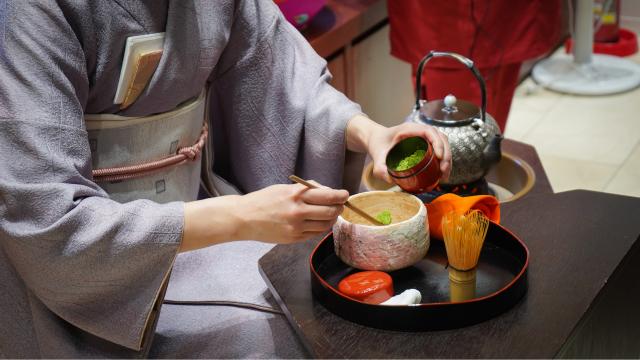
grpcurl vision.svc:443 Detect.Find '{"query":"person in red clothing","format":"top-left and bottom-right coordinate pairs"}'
top-left (388, 0), bottom-right (562, 131)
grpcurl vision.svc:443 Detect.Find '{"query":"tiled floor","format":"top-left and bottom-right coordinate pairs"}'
top-left (504, 26), bottom-right (640, 198)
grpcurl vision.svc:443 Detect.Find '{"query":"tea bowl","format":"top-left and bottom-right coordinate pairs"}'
top-left (333, 191), bottom-right (429, 271)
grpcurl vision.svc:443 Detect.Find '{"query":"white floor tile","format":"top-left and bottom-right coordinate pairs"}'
top-left (521, 87), bottom-right (640, 165)
top-left (505, 29), bottom-right (640, 197)
top-left (604, 141), bottom-right (640, 197)
top-left (505, 105), bottom-right (548, 141)
top-left (513, 78), bottom-right (565, 113)
top-left (539, 154), bottom-right (619, 193)
top-left (505, 78), bottom-right (565, 141)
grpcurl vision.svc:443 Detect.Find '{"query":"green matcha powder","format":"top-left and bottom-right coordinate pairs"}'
top-left (375, 210), bottom-right (392, 225)
top-left (395, 149), bottom-right (426, 171)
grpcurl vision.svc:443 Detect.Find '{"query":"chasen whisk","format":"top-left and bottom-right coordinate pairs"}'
top-left (442, 210), bottom-right (490, 302)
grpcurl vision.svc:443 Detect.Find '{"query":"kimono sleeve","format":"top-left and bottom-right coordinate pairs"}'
top-left (209, 0), bottom-right (365, 193)
top-left (0, 1), bottom-right (182, 350)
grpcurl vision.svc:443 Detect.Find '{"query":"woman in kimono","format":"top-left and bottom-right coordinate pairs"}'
top-left (0, 0), bottom-right (450, 357)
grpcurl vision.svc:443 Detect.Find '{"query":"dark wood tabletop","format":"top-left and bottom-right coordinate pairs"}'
top-left (259, 189), bottom-right (640, 358)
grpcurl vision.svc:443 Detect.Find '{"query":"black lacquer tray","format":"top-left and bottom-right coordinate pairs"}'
top-left (309, 221), bottom-right (529, 331)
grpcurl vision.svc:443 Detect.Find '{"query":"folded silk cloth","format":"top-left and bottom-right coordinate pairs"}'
top-left (425, 193), bottom-right (501, 240)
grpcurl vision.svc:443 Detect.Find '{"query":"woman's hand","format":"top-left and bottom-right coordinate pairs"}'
top-left (181, 183), bottom-right (348, 251)
top-left (235, 183), bottom-right (348, 244)
top-left (346, 114), bottom-right (452, 183)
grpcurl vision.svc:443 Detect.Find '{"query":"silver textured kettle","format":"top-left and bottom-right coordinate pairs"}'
top-left (407, 51), bottom-right (503, 186)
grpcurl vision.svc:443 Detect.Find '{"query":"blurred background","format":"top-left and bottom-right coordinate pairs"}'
top-left (277, 0), bottom-right (640, 198)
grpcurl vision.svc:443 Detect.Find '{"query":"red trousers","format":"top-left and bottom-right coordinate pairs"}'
top-left (413, 62), bottom-right (521, 132)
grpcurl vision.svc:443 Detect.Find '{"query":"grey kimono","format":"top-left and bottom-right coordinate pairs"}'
top-left (0, 0), bottom-right (361, 357)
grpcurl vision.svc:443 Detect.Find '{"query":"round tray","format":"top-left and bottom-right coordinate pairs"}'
top-left (309, 221), bottom-right (529, 331)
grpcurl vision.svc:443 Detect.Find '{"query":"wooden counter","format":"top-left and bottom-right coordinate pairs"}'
top-left (259, 189), bottom-right (640, 358)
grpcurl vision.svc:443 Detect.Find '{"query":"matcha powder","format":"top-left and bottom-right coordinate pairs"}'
top-left (395, 149), bottom-right (426, 171)
top-left (375, 210), bottom-right (392, 225)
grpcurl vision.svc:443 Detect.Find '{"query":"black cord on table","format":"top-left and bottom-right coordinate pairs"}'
top-left (163, 299), bottom-right (284, 315)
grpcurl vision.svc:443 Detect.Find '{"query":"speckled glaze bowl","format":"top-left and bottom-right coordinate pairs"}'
top-left (333, 191), bottom-right (429, 271)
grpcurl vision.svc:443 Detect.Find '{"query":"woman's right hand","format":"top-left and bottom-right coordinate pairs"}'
top-left (181, 183), bottom-right (349, 252)
top-left (235, 183), bottom-right (349, 244)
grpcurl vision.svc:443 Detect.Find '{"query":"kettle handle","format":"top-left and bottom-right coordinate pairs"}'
top-left (414, 51), bottom-right (487, 123)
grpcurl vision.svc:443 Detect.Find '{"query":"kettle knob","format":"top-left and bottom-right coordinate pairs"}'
top-left (444, 94), bottom-right (457, 108)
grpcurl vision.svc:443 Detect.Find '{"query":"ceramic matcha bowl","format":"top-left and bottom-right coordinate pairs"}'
top-left (333, 191), bottom-right (429, 271)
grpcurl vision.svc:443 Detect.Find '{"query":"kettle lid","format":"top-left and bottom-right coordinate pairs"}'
top-left (421, 94), bottom-right (479, 126)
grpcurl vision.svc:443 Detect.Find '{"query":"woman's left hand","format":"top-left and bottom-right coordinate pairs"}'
top-left (346, 115), bottom-right (452, 183)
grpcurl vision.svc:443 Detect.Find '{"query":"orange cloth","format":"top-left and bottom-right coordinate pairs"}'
top-left (425, 194), bottom-right (500, 240)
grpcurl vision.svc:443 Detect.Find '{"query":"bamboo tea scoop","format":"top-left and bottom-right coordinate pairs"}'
top-left (288, 175), bottom-right (384, 226)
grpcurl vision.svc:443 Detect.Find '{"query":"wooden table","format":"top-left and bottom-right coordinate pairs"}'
top-left (259, 189), bottom-right (640, 358)
top-left (229, 2), bottom-right (637, 356)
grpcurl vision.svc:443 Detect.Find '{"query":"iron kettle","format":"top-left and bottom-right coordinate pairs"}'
top-left (406, 51), bottom-right (503, 186)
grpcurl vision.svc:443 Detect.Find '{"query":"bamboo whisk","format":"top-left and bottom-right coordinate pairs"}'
top-left (442, 210), bottom-right (490, 271)
top-left (442, 210), bottom-right (489, 302)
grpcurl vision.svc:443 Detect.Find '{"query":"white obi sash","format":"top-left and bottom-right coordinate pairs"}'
top-left (85, 89), bottom-right (239, 204)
